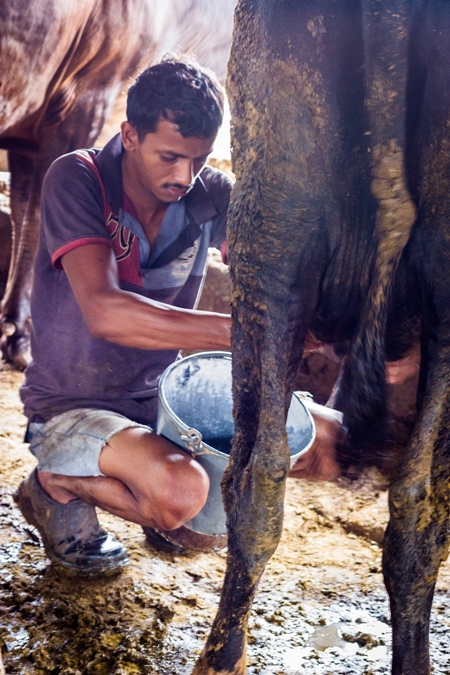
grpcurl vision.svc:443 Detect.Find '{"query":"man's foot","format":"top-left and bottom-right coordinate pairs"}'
top-left (14, 469), bottom-right (129, 576)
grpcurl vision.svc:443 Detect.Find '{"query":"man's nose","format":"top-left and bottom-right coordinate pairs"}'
top-left (173, 159), bottom-right (194, 186)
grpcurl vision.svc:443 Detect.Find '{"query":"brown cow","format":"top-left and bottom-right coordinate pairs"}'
top-left (0, 0), bottom-right (236, 369)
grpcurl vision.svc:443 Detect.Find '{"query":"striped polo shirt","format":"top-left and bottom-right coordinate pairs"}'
top-left (21, 133), bottom-right (233, 425)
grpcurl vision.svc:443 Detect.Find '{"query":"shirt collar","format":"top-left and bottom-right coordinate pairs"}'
top-left (95, 132), bottom-right (219, 226)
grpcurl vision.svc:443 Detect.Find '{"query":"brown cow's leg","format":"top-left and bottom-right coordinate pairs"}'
top-left (1, 89), bottom-right (113, 369)
top-left (0, 150), bottom-right (37, 369)
top-left (383, 346), bottom-right (450, 675)
top-left (193, 3), bottom-right (355, 671)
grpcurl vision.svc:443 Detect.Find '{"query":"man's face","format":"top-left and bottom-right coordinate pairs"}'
top-left (122, 118), bottom-right (217, 204)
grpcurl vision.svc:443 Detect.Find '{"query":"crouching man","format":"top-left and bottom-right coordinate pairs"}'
top-left (15, 54), bottom-right (345, 577)
top-left (16, 55), bottom-right (232, 576)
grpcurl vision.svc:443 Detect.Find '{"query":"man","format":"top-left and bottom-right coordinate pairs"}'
top-left (15, 52), bottom-right (419, 578)
top-left (16, 55), bottom-right (233, 576)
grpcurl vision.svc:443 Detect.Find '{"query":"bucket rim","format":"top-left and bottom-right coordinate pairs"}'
top-left (291, 392), bottom-right (316, 458)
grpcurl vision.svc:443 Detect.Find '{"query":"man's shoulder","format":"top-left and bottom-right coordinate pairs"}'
top-left (197, 164), bottom-right (233, 214)
top-left (44, 148), bottom-right (100, 188)
top-left (200, 163), bottom-right (234, 192)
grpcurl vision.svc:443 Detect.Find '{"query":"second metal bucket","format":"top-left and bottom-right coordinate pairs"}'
top-left (157, 351), bottom-right (315, 541)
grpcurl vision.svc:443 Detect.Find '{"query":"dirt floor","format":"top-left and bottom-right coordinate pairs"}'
top-left (1, 365), bottom-right (449, 675)
top-left (0, 150), bottom-right (448, 674)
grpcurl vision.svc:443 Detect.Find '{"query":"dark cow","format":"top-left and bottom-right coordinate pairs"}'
top-left (0, 0), bottom-right (236, 369)
top-left (193, 2), bottom-right (450, 675)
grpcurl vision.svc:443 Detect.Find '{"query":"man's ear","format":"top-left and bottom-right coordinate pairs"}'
top-left (121, 121), bottom-right (139, 151)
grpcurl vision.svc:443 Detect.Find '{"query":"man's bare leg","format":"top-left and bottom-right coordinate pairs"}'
top-left (15, 427), bottom-right (210, 575)
top-left (37, 427), bottom-right (210, 531)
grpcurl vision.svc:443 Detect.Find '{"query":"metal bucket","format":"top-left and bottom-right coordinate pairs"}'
top-left (157, 351), bottom-right (315, 543)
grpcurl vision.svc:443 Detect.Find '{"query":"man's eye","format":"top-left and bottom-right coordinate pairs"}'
top-left (161, 155), bottom-right (177, 163)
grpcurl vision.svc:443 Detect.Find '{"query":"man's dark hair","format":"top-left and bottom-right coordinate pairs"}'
top-left (126, 54), bottom-right (224, 141)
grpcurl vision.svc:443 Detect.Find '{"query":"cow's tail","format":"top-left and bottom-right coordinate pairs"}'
top-left (334, 141), bottom-right (416, 470)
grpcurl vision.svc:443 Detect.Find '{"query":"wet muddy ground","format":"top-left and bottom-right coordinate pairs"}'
top-left (1, 365), bottom-right (450, 674)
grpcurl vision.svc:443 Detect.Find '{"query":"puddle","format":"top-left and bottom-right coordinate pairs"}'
top-left (307, 622), bottom-right (359, 653)
top-left (279, 619), bottom-right (392, 675)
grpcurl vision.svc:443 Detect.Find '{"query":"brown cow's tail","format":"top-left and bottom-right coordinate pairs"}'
top-left (335, 145), bottom-right (417, 474)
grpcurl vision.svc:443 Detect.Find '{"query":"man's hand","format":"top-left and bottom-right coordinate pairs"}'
top-left (385, 347), bottom-right (421, 384)
top-left (289, 400), bottom-right (344, 482)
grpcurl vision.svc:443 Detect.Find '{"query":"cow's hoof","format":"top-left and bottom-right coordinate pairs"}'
top-left (0, 330), bottom-right (30, 370)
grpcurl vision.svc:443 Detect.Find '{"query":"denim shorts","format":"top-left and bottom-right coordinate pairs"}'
top-left (27, 408), bottom-right (153, 477)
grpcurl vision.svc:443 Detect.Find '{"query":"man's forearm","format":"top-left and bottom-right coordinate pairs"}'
top-left (86, 287), bottom-right (231, 351)
top-left (61, 244), bottom-right (231, 352)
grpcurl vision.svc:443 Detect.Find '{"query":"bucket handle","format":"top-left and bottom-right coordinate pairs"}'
top-left (180, 428), bottom-right (204, 455)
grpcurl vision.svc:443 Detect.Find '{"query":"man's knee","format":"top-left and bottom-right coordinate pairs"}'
top-left (101, 428), bottom-right (210, 530)
top-left (139, 452), bottom-right (210, 530)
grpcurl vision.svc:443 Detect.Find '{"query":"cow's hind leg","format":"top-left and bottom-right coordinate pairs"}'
top-left (193, 280), bottom-right (312, 675)
top-left (385, 6), bottom-right (450, 672)
top-left (193, 161), bottom-right (327, 675)
top-left (383, 341), bottom-right (450, 675)
top-left (193, 2), bottom-right (348, 671)
top-left (192, 130), bottom-right (328, 672)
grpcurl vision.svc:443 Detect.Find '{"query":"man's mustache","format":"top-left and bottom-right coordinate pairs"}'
top-left (162, 182), bottom-right (193, 191)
